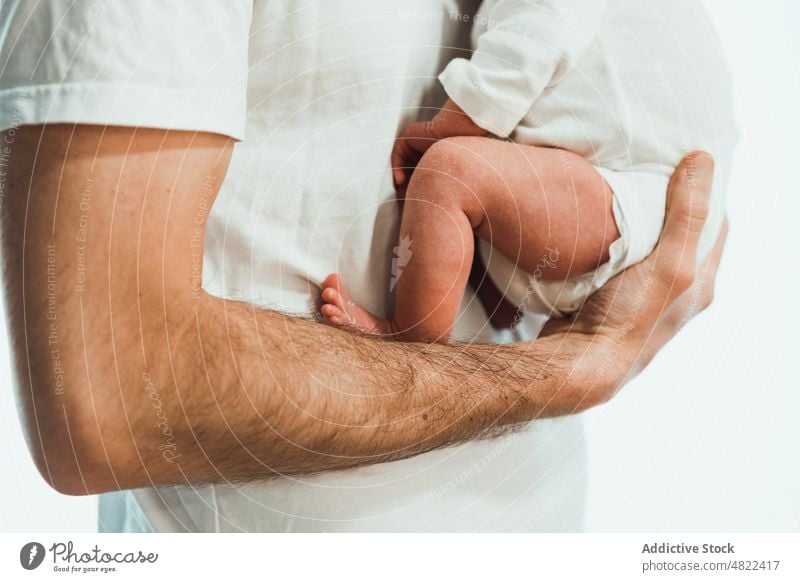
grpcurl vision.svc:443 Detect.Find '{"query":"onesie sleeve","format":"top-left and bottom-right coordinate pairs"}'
top-left (0, 0), bottom-right (253, 140)
top-left (439, 0), bottom-right (610, 137)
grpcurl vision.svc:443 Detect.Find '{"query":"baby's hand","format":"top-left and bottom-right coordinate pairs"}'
top-left (391, 99), bottom-right (487, 188)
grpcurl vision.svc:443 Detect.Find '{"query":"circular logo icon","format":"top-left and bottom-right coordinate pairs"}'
top-left (20, 542), bottom-right (46, 570)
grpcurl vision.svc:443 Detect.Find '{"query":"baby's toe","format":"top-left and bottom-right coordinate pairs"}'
top-left (321, 287), bottom-right (341, 305)
top-left (321, 273), bottom-right (342, 292)
top-left (322, 302), bottom-right (354, 326)
top-left (328, 315), bottom-right (347, 326)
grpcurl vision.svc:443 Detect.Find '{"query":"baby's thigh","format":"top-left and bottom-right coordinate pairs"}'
top-left (424, 137), bottom-right (617, 277)
top-left (533, 169), bottom-right (670, 315)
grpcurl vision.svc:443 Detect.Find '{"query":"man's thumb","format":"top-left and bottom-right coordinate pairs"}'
top-left (653, 151), bottom-right (714, 292)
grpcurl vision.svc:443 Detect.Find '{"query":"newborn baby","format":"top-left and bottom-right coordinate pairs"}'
top-left (322, 0), bottom-right (737, 342)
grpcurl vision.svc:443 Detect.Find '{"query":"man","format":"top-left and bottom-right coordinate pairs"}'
top-left (0, 1), bottom-right (727, 531)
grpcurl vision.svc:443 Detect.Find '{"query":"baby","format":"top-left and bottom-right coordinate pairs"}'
top-left (321, 0), bottom-right (736, 342)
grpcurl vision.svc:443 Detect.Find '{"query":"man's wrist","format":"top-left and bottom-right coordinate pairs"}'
top-left (520, 331), bottom-right (627, 416)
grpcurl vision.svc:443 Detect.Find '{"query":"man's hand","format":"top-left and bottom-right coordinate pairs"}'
top-left (391, 99), bottom-right (487, 189)
top-left (539, 152), bottom-right (724, 410)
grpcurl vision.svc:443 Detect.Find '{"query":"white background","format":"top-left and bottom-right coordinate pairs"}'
top-left (584, 0), bottom-right (800, 531)
top-left (1, 0), bottom-right (799, 532)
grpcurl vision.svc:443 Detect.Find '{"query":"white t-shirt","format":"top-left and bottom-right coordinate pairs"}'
top-left (0, 0), bottom-right (587, 532)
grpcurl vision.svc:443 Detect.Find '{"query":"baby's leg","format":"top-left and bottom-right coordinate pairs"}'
top-left (322, 137), bottom-right (619, 341)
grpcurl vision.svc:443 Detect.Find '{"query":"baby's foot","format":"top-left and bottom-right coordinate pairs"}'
top-left (320, 274), bottom-right (395, 336)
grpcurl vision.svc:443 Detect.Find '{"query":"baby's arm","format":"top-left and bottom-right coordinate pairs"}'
top-left (393, 0), bottom-right (609, 186)
top-left (391, 99), bottom-right (486, 186)
top-left (440, 0), bottom-right (610, 136)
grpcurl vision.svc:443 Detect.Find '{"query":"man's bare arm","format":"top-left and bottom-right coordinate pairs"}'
top-left (0, 125), bottom-right (717, 495)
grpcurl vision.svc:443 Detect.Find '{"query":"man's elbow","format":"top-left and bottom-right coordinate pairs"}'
top-left (35, 453), bottom-right (103, 497)
top-left (13, 296), bottom-right (193, 496)
top-left (28, 421), bottom-right (120, 497)
top-left (20, 375), bottom-right (137, 497)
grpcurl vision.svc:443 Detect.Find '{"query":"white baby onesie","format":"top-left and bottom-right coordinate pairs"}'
top-left (439, 0), bottom-right (738, 314)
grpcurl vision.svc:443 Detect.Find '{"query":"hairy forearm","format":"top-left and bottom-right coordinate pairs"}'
top-left (161, 291), bottom-right (574, 483)
top-left (21, 283), bottom-right (576, 493)
top-left (2, 124), bottom-right (591, 495)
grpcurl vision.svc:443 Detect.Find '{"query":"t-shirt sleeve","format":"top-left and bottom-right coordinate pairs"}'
top-left (0, 0), bottom-right (252, 140)
top-left (439, 0), bottom-right (609, 137)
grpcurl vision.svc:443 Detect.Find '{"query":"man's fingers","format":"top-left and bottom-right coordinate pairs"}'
top-left (652, 151), bottom-right (714, 294)
top-left (642, 217), bottom-right (728, 368)
top-left (687, 216), bottom-right (728, 313)
top-left (700, 218), bottom-right (728, 284)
